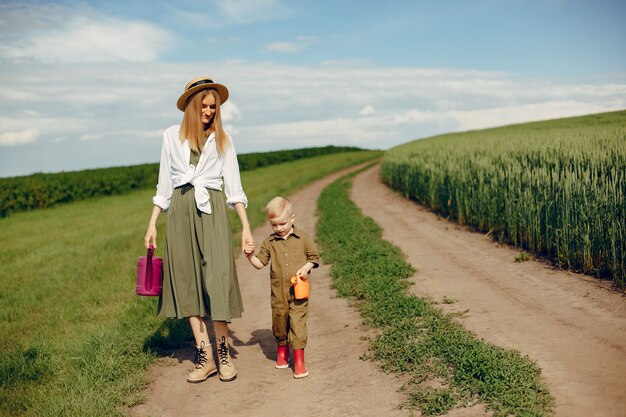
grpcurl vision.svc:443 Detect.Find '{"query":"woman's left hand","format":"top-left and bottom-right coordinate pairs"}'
top-left (241, 228), bottom-right (254, 253)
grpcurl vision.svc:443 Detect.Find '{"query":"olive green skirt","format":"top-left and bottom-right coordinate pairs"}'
top-left (158, 185), bottom-right (243, 321)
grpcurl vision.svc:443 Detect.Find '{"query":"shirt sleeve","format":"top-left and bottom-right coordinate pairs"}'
top-left (256, 237), bottom-right (271, 266)
top-left (152, 130), bottom-right (174, 211)
top-left (305, 236), bottom-right (320, 268)
top-left (222, 136), bottom-right (248, 210)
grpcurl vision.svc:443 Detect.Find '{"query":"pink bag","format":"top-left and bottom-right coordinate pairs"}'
top-left (136, 244), bottom-right (163, 296)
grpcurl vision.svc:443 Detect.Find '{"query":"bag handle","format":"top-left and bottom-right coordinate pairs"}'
top-left (145, 244), bottom-right (155, 291)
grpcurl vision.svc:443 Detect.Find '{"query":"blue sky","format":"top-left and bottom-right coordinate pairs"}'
top-left (0, 0), bottom-right (625, 177)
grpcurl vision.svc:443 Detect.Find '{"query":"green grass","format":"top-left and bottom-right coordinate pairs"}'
top-left (316, 170), bottom-right (554, 417)
top-left (0, 150), bottom-right (381, 417)
top-left (381, 110), bottom-right (626, 288)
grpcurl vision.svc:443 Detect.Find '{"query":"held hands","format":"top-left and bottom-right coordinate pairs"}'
top-left (243, 241), bottom-right (255, 256)
top-left (242, 228), bottom-right (255, 255)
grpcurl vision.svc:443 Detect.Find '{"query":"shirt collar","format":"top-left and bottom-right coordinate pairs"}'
top-left (269, 225), bottom-right (301, 241)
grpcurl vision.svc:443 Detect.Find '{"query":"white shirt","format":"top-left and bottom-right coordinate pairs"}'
top-left (152, 125), bottom-right (248, 214)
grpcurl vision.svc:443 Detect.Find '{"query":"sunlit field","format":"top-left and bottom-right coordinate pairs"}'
top-left (382, 110), bottom-right (626, 287)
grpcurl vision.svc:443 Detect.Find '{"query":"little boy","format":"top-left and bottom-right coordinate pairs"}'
top-left (244, 196), bottom-right (319, 378)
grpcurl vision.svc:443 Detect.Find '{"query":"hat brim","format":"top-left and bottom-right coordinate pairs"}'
top-left (176, 83), bottom-right (229, 111)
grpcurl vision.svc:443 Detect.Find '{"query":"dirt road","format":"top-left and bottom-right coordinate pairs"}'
top-left (351, 165), bottom-right (626, 417)
top-left (132, 163), bottom-right (626, 417)
top-left (131, 163), bottom-right (408, 417)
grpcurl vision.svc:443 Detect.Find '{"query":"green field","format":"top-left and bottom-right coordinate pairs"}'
top-left (0, 150), bottom-right (381, 417)
top-left (381, 110), bottom-right (626, 287)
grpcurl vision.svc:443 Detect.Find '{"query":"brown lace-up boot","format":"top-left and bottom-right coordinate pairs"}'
top-left (216, 336), bottom-right (237, 382)
top-left (187, 341), bottom-right (218, 383)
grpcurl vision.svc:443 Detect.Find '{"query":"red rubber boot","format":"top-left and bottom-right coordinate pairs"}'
top-left (275, 344), bottom-right (290, 369)
top-left (293, 349), bottom-right (309, 379)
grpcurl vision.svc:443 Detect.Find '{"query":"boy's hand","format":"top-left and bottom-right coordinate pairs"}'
top-left (243, 241), bottom-right (255, 255)
top-left (296, 266), bottom-right (311, 278)
top-left (296, 262), bottom-right (315, 278)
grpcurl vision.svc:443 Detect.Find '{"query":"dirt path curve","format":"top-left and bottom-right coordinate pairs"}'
top-left (351, 165), bottom-right (626, 417)
top-left (131, 162), bottom-right (408, 417)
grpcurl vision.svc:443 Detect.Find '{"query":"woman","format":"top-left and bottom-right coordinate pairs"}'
top-left (144, 76), bottom-right (253, 383)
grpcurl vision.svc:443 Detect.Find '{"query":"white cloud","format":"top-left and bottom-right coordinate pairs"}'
top-left (359, 105), bottom-right (375, 116)
top-left (240, 117), bottom-right (384, 148)
top-left (221, 101), bottom-right (241, 122)
top-left (79, 133), bottom-right (106, 141)
top-left (213, 0), bottom-right (291, 24)
top-left (450, 101), bottom-right (613, 131)
top-left (0, 128), bottom-right (40, 146)
top-left (1, 60), bottom-right (625, 176)
top-left (264, 36), bottom-right (318, 54)
top-left (170, 0), bottom-right (291, 29)
top-left (224, 124), bottom-right (240, 136)
top-left (136, 129), bottom-right (166, 139)
top-left (79, 129), bottom-right (167, 142)
top-left (0, 115), bottom-right (90, 137)
top-left (265, 42), bottom-right (301, 54)
top-left (389, 110), bottom-right (450, 126)
top-left (0, 6), bottom-right (173, 63)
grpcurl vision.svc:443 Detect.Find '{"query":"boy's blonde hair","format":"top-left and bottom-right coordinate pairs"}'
top-left (264, 196), bottom-right (293, 219)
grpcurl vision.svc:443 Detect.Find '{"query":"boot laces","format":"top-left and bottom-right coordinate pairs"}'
top-left (193, 341), bottom-right (208, 368)
top-left (217, 336), bottom-right (230, 366)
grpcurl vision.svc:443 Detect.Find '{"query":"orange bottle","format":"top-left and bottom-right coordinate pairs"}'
top-left (290, 275), bottom-right (310, 300)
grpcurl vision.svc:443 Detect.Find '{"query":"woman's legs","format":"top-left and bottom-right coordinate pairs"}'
top-left (186, 316), bottom-right (217, 383)
top-left (213, 321), bottom-right (237, 381)
top-left (213, 320), bottom-right (229, 344)
top-left (189, 315), bottom-right (211, 347)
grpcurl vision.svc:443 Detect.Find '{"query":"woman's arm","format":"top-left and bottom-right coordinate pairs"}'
top-left (152, 130), bottom-right (174, 211)
top-left (222, 138), bottom-right (248, 210)
top-left (234, 202), bottom-right (254, 252)
top-left (144, 205), bottom-right (163, 249)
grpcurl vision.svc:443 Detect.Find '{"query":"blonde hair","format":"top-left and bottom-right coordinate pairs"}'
top-left (265, 196), bottom-right (293, 219)
top-left (179, 89), bottom-right (228, 154)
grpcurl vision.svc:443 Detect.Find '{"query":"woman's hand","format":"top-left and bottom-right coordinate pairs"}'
top-left (241, 228), bottom-right (254, 253)
top-left (144, 224), bottom-right (157, 249)
top-left (145, 205), bottom-right (163, 249)
top-left (234, 202), bottom-right (254, 253)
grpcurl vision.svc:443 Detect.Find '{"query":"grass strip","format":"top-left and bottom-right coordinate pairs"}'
top-left (0, 151), bottom-right (381, 417)
top-left (316, 171), bottom-right (554, 417)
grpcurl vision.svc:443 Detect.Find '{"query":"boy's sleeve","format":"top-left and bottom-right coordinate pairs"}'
top-left (256, 237), bottom-right (272, 266)
top-left (306, 236), bottom-right (320, 268)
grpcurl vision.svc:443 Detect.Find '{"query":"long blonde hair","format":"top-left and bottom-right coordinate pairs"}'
top-left (180, 89), bottom-right (228, 154)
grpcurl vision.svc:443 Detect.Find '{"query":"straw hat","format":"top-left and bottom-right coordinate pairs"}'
top-left (176, 76), bottom-right (229, 111)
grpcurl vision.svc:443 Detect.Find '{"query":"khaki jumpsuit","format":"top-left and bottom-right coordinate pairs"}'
top-left (256, 227), bottom-right (319, 349)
